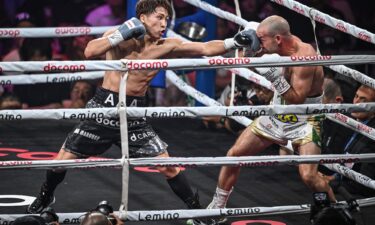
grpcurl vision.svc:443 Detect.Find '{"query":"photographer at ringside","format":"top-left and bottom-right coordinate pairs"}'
top-left (310, 192), bottom-right (357, 225)
top-left (13, 207), bottom-right (59, 225)
top-left (80, 201), bottom-right (124, 225)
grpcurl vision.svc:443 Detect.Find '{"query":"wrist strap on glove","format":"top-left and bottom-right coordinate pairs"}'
top-left (272, 75), bottom-right (291, 95)
top-left (107, 30), bottom-right (124, 47)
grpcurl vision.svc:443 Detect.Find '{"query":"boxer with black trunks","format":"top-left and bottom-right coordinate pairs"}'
top-left (27, 1), bottom-right (260, 224)
top-left (208, 16), bottom-right (336, 221)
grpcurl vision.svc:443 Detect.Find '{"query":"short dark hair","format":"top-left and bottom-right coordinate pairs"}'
top-left (136, 0), bottom-right (172, 19)
top-left (13, 215), bottom-right (46, 225)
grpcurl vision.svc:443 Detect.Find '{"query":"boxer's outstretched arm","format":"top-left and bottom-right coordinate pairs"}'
top-left (84, 29), bottom-right (117, 59)
top-left (172, 40), bottom-right (227, 57)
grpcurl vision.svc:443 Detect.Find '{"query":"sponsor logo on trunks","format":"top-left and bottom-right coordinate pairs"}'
top-left (358, 32), bottom-right (372, 42)
top-left (127, 61), bottom-right (168, 70)
top-left (96, 118), bottom-right (120, 127)
top-left (0, 113), bottom-right (22, 120)
top-left (74, 128), bottom-right (100, 141)
top-left (128, 119), bottom-right (146, 127)
top-left (220, 207), bottom-right (261, 216)
top-left (290, 55), bottom-right (331, 61)
top-left (0, 29), bottom-right (20, 37)
top-left (104, 94), bottom-right (116, 106)
top-left (292, 4), bottom-right (305, 15)
top-left (274, 114), bottom-right (298, 124)
top-left (209, 57), bottom-right (250, 66)
top-left (140, 212), bottom-right (179, 221)
top-left (43, 63), bottom-right (86, 72)
top-left (335, 22), bottom-right (347, 33)
top-left (130, 131), bottom-right (156, 141)
top-left (55, 27), bottom-right (91, 35)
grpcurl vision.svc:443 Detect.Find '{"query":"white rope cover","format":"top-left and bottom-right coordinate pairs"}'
top-left (269, 0), bottom-right (375, 45)
top-left (2, 103), bottom-right (375, 120)
top-left (1, 154), bottom-right (375, 170)
top-left (1, 197), bottom-right (374, 223)
top-left (0, 26), bottom-right (114, 38)
top-left (1, 55), bottom-right (375, 73)
top-left (326, 113), bottom-right (375, 141)
top-left (0, 71), bottom-right (104, 85)
top-left (183, 0), bottom-right (375, 89)
top-left (166, 29), bottom-right (274, 90)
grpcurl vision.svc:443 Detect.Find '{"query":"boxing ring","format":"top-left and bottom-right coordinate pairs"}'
top-left (1, 0), bottom-right (375, 224)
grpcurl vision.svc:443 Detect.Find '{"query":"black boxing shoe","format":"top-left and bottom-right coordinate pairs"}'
top-left (27, 185), bottom-right (55, 214)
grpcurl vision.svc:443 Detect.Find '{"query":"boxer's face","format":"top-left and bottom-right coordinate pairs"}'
top-left (257, 26), bottom-right (278, 54)
top-left (141, 7), bottom-right (169, 39)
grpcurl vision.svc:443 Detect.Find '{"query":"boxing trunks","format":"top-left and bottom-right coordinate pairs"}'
top-left (250, 94), bottom-right (324, 150)
top-left (63, 87), bottom-right (167, 157)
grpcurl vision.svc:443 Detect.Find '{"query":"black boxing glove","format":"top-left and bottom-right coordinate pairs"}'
top-left (224, 29), bottom-right (260, 52)
top-left (107, 17), bottom-right (146, 47)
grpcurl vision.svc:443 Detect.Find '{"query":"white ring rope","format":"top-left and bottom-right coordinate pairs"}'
top-left (326, 113), bottom-right (375, 141)
top-left (166, 70), bottom-right (251, 126)
top-left (269, 0), bottom-right (375, 45)
top-left (0, 26), bottom-right (114, 38)
top-left (166, 67), bottom-right (375, 190)
top-left (1, 103), bottom-right (375, 120)
top-left (0, 71), bottom-right (104, 85)
top-left (164, 32), bottom-right (375, 142)
top-left (1, 154), bottom-right (375, 170)
top-left (182, 0), bottom-right (375, 89)
top-left (0, 55), bottom-right (375, 73)
top-left (1, 197), bottom-right (375, 223)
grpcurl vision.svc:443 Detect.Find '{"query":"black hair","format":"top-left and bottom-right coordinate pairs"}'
top-left (19, 38), bottom-right (52, 61)
top-left (13, 215), bottom-right (46, 225)
top-left (136, 0), bottom-right (173, 19)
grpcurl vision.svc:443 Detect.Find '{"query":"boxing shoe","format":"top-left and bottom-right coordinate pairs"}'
top-left (27, 184), bottom-right (55, 214)
top-left (206, 201), bottom-right (228, 224)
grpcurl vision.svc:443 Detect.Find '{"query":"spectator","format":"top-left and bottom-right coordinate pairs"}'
top-left (85, 0), bottom-right (125, 26)
top-left (321, 78), bottom-right (353, 156)
top-left (324, 85), bottom-right (375, 197)
top-left (0, 94), bottom-right (25, 109)
top-left (62, 80), bottom-right (96, 109)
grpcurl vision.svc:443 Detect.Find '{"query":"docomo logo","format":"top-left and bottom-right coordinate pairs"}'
top-left (127, 61), bottom-right (168, 70)
top-left (358, 32), bottom-right (372, 42)
top-left (334, 113), bottom-right (348, 123)
top-left (290, 55), bottom-right (331, 61)
top-left (55, 27), bottom-right (91, 35)
top-left (314, 15), bottom-right (326, 24)
top-left (209, 58), bottom-right (251, 66)
top-left (335, 22), bottom-right (348, 33)
top-left (274, 0), bottom-right (284, 5)
top-left (44, 63), bottom-right (86, 72)
top-left (357, 123), bottom-right (373, 134)
top-left (292, 5), bottom-right (305, 15)
top-left (0, 29), bottom-right (21, 37)
top-left (0, 160), bottom-right (32, 167)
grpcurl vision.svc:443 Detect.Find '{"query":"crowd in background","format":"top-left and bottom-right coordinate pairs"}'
top-left (1, 1), bottom-right (375, 224)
